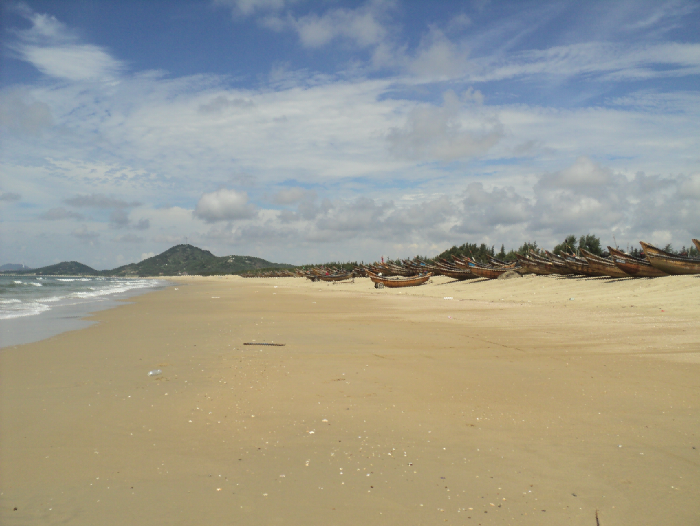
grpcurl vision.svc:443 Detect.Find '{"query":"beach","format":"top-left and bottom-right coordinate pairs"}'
top-left (1, 275), bottom-right (699, 525)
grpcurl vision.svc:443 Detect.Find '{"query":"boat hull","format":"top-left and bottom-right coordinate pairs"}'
top-left (368, 272), bottom-right (432, 288)
top-left (318, 273), bottom-right (354, 282)
top-left (640, 241), bottom-right (700, 275)
top-left (434, 267), bottom-right (478, 280)
top-left (608, 247), bottom-right (668, 277)
top-left (467, 266), bottom-right (508, 280)
top-left (581, 257), bottom-right (630, 278)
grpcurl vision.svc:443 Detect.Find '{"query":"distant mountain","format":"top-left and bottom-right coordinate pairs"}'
top-left (0, 263), bottom-right (33, 271)
top-left (33, 261), bottom-right (98, 276)
top-left (0, 245), bottom-right (292, 277)
top-left (108, 244), bottom-right (293, 277)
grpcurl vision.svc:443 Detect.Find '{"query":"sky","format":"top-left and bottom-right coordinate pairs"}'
top-left (1, 0), bottom-right (699, 268)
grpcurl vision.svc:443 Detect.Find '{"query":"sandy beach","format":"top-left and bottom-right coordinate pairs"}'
top-left (1, 274), bottom-right (699, 525)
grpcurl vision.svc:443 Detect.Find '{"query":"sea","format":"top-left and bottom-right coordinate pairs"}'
top-left (0, 275), bottom-right (168, 348)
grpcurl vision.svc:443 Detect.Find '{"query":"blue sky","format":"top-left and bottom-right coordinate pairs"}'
top-left (1, 0), bottom-right (699, 267)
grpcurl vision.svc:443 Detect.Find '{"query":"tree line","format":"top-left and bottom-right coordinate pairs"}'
top-left (294, 233), bottom-right (698, 269)
top-left (434, 234), bottom-right (698, 264)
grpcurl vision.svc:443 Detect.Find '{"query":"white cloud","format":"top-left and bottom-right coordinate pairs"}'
top-left (228, 157), bottom-right (700, 260)
top-left (0, 91), bottom-right (53, 135)
top-left (21, 45), bottom-right (124, 81)
top-left (39, 207), bottom-right (84, 221)
top-left (109, 209), bottom-right (130, 228)
top-left (273, 187), bottom-right (316, 205)
top-left (537, 156), bottom-right (614, 189)
top-left (71, 226), bottom-right (100, 244)
top-left (64, 194), bottom-right (140, 209)
top-left (680, 173), bottom-right (700, 199)
top-left (292, 3), bottom-right (389, 49)
top-left (251, 0), bottom-right (398, 60)
top-left (198, 95), bottom-right (255, 114)
top-left (622, 2), bottom-right (697, 32)
top-left (113, 233), bottom-right (145, 243)
top-left (447, 13), bottom-right (472, 32)
top-left (0, 192), bottom-right (22, 202)
top-left (10, 7), bottom-right (124, 81)
top-left (194, 189), bottom-right (257, 222)
top-left (468, 42), bottom-right (700, 83)
top-left (213, 0), bottom-right (289, 17)
top-left (408, 27), bottom-right (471, 79)
top-left (387, 90), bottom-right (503, 161)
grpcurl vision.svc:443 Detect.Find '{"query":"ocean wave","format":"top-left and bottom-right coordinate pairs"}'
top-left (70, 280), bottom-right (154, 299)
top-left (38, 296), bottom-right (62, 303)
top-left (0, 301), bottom-right (51, 319)
top-left (0, 279), bottom-right (162, 320)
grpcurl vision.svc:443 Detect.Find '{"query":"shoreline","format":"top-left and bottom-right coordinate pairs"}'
top-left (0, 278), bottom-right (170, 349)
top-left (1, 275), bottom-right (698, 525)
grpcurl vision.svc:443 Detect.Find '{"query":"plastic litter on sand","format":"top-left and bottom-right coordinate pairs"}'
top-left (148, 369), bottom-right (162, 377)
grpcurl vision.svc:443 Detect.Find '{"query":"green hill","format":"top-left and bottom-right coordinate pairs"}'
top-left (107, 244), bottom-right (293, 277)
top-left (0, 245), bottom-right (293, 277)
top-left (32, 261), bottom-right (98, 276)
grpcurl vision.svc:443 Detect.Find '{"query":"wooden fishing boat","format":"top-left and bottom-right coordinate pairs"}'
top-left (318, 272), bottom-right (354, 282)
top-left (579, 249), bottom-right (630, 278)
top-left (440, 268), bottom-right (478, 280)
top-left (459, 258), bottom-right (508, 279)
top-left (608, 247), bottom-right (668, 277)
top-left (639, 241), bottom-right (700, 275)
top-left (388, 264), bottom-right (416, 277)
top-left (451, 256), bottom-right (476, 270)
top-left (433, 262), bottom-right (478, 280)
top-left (528, 251), bottom-right (561, 274)
top-left (353, 266), bottom-right (368, 277)
top-left (514, 254), bottom-right (555, 275)
top-left (561, 254), bottom-right (605, 277)
top-left (368, 271), bottom-right (431, 288)
top-left (543, 251), bottom-right (574, 275)
top-left (468, 265), bottom-right (509, 279)
top-left (487, 256), bottom-right (518, 269)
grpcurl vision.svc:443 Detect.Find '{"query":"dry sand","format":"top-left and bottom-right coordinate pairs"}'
top-left (1, 274), bottom-right (699, 525)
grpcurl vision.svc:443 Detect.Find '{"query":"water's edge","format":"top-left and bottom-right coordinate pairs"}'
top-left (0, 281), bottom-right (172, 348)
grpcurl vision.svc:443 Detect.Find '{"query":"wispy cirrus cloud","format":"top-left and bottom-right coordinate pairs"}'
top-left (8, 4), bottom-right (124, 81)
top-left (468, 42), bottom-right (700, 83)
top-left (622, 1), bottom-right (697, 32)
top-left (213, 0), bottom-right (289, 17)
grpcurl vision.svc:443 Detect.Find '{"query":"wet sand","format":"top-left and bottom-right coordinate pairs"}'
top-left (1, 274), bottom-right (699, 525)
